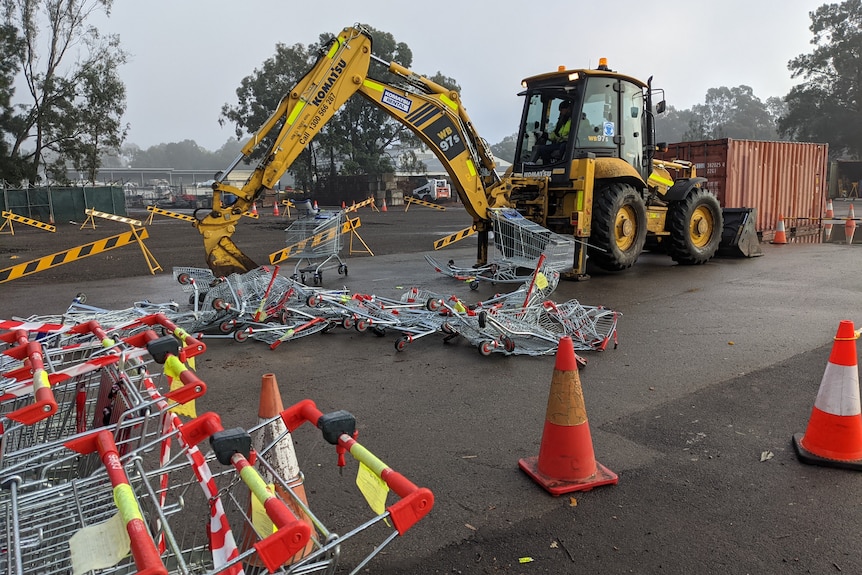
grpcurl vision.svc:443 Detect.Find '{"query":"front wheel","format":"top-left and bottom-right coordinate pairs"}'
top-left (666, 189), bottom-right (723, 265)
top-left (590, 182), bottom-right (647, 271)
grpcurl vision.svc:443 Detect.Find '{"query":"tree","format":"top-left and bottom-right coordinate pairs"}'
top-left (0, 22), bottom-right (25, 184)
top-left (654, 105), bottom-right (698, 144)
top-left (3, 0), bottom-right (128, 186)
top-left (779, 0), bottom-right (862, 159)
top-left (683, 86), bottom-right (778, 141)
top-left (490, 134), bottom-right (517, 164)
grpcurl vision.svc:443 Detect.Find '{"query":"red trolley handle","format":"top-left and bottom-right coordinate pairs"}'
top-left (180, 412), bottom-right (312, 572)
top-left (5, 341), bottom-right (58, 425)
top-left (64, 429), bottom-right (167, 575)
top-left (280, 399), bottom-right (435, 535)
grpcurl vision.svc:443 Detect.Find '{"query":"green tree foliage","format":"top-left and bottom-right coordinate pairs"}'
top-left (2, 0), bottom-right (128, 186)
top-left (0, 23), bottom-right (25, 184)
top-left (780, 0), bottom-right (862, 159)
top-left (683, 86), bottom-right (780, 141)
top-left (490, 134), bottom-right (517, 164)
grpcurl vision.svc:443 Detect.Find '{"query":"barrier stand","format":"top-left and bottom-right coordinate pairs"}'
top-left (404, 196), bottom-right (446, 212)
top-left (145, 205), bottom-right (195, 225)
top-left (0, 211), bottom-right (57, 235)
top-left (345, 216), bottom-right (373, 256)
top-left (80, 208), bottom-right (143, 230)
top-left (345, 197), bottom-right (375, 214)
top-left (433, 226), bottom-right (476, 250)
top-left (78, 209), bottom-right (161, 274)
top-left (0, 227), bottom-right (160, 283)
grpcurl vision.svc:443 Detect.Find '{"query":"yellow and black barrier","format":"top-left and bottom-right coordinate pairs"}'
top-left (146, 205), bottom-right (196, 224)
top-left (345, 197), bottom-right (376, 213)
top-left (405, 196), bottom-right (446, 212)
top-left (434, 227), bottom-right (476, 250)
top-left (269, 217), bottom-right (369, 264)
top-left (0, 227), bottom-right (161, 283)
top-left (0, 211), bottom-right (56, 234)
top-left (81, 208), bottom-right (142, 229)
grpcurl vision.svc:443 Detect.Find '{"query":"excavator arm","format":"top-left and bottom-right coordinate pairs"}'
top-left (195, 24), bottom-right (503, 276)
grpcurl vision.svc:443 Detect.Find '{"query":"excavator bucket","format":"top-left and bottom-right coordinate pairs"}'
top-left (207, 236), bottom-right (259, 277)
top-left (718, 208), bottom-right (763, 257)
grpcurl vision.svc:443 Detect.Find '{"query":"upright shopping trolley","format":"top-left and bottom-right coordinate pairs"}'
top-left (283, 211), bottom-right (348, 285)
top-left (426, 208), bottom-right (574, 289)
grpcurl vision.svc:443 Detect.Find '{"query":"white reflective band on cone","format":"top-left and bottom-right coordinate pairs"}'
top-left (814, 362), bottom-right (861, 416)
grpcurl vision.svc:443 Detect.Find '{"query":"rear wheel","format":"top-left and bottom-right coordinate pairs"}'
top-left (590, 182), bottom-right (647, 271)
top-left (666, 189), bottom-right (723, 265)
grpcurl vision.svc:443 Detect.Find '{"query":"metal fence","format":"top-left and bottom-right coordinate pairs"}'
top-left (0, 186), bottom-right (125, 224)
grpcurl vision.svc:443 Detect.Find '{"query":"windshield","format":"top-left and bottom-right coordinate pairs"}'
top-left (518, 93), bottom-right (576, 166)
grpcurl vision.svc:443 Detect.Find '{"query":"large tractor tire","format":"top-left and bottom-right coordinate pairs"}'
top-left (590, 182), bottom-right (647, 271)
top-left (666, 189), bottom-right (723, 265)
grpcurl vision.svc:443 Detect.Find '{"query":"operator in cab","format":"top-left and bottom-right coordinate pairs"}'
top-left (528, 99), bottom-right (572, 165)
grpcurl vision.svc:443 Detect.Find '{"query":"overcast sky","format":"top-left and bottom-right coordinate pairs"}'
top-left (89, 0), bottom-right (825, 151)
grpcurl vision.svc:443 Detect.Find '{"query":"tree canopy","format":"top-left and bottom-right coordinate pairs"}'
top-left (0, 0), bottom-right (128, 186)
top-left (779, 0), bottom-right (862, 159)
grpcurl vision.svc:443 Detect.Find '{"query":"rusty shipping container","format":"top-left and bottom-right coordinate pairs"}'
top-left (657, 139), bottom-right (829, 237)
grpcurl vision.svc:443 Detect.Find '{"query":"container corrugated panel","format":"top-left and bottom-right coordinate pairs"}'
top-left (657, 139), bottom-right (829, 233)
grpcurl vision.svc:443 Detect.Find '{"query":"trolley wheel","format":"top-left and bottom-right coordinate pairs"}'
top-left (341, 316), bottom-right (355, 330)
top-left (479, 340), bottom-right (495, 356)
top-left (212, 298), bottom-right (226, 310)
top-left (395, 336), bottom-right (410, 352)
top-left (313, 273), bottom-right (322, 286)
top-left (233, 329), bottom-right (250, 343)
top-left (425, 298), bottom-right (441, 311)
top-left (300, 274), bottom-right (307, 284)
top-left (338, 264), bottom-right (348, 275)
top-left (290, 273), bottom-right (299, 281)
top-left (322, 321), bottom-right (337, 334)
top-left (75, 292), bottom-right (87, 304)
top-left (279, 309), bottom-right (292, 324)
top-left (469, 280), bottom-right (479, 291)
top-left (478, 311), bottom-right (487, 329)
top-left (219, 321), bottom-right (234, 334)
top-left (307, 294), bottom-right (322, 307)
top-left (177, 273), bottom-right (191, 285)
top-left (441, 322), bottom-right (457, 335)
top-left (502, 336), bottom-right (516, 353)
top-left (371, 326), bottom-right (387, 337)
top-left (355, 318), bottom-right (369, 332)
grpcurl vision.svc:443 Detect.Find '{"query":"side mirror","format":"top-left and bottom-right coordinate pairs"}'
top-left (655, 100), bottom-right (666, 114)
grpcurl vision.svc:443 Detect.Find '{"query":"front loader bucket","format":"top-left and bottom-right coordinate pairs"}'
top-left (718, 208), bottom-right (763, 258)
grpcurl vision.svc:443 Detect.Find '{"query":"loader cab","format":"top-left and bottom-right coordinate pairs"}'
top-left (515, 65), bottom-right (649, 181)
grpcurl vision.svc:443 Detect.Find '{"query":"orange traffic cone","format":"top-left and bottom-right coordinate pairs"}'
top-left (251, 202), bottom-right (259, 216)
top-left (771, 215), bottom-right (787, 244)
top-left (823, 199), bottom-right (834, 241)
top-left (341, 200), bottom-right (346, 209)
top-left (273, 201), bottom-right (280, 217)
top-left (847, 204), bottom-right (857, 245)
top-left (249, 373), bottom-right (315, 560)
top-left (519, 336), bottom-right (618, 495)
top-left (312, 200), bottom-right (319, 211)
top-left (793, 320), bottom-right (862, 470)
top-left (381, 199), bottom-right (388, 213)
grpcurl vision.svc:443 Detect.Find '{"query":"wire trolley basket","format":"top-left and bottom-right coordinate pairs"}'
top-left (283, 211), bottom-right (348, 285)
